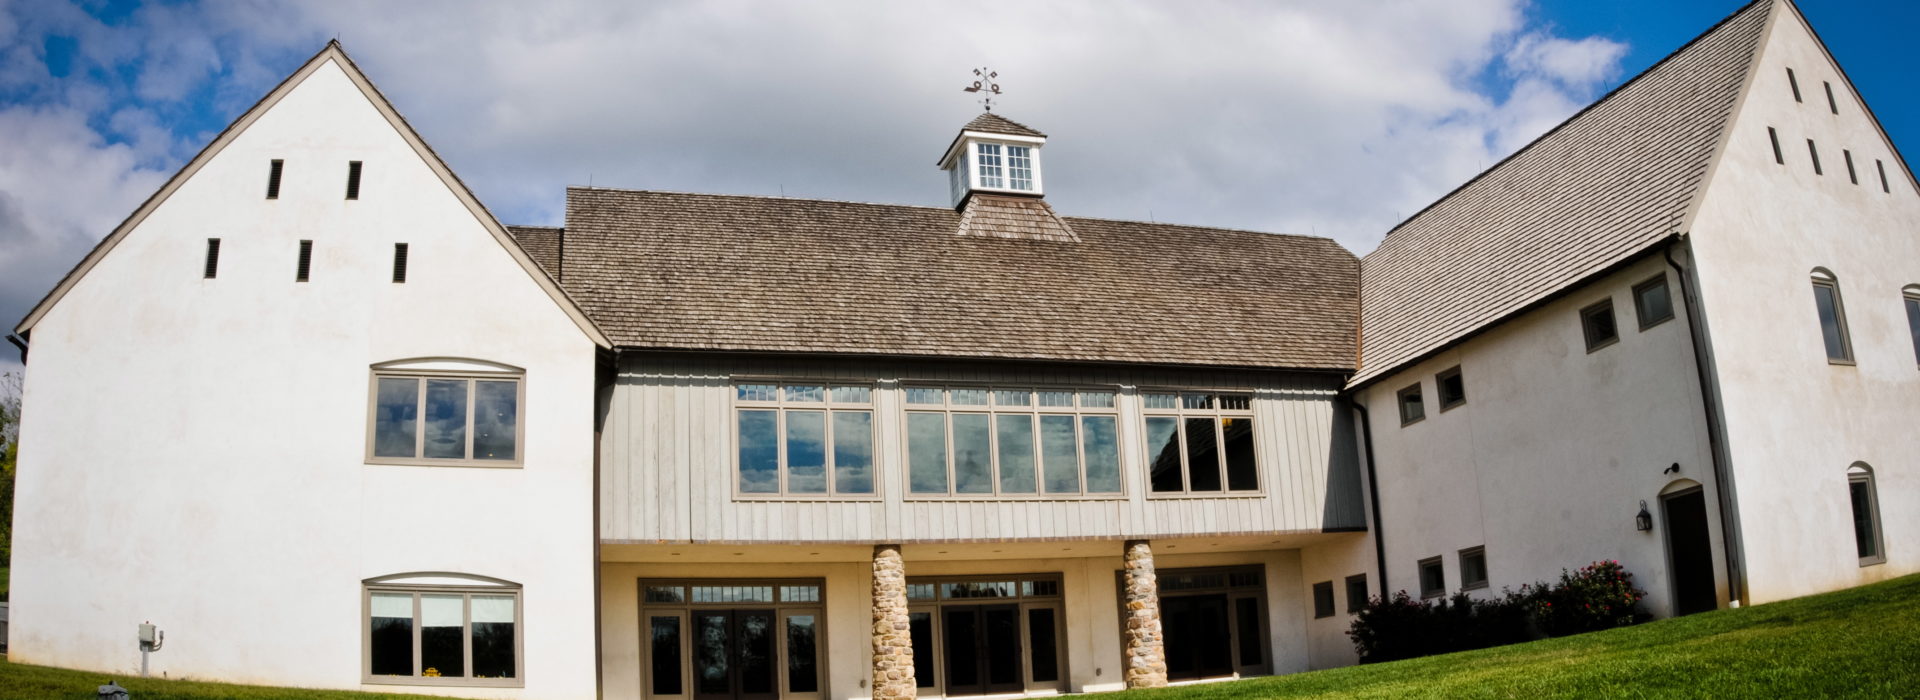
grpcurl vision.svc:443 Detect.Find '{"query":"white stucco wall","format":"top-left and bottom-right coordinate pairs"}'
top-left (1357, 254), bottom-right (1726, 620)
top-left (1298, 532), bottom-right (1373, 669)
top-left (8, 57), bottom-right (600, 698)
top-left (1685, 4), bottom-right (1920, 604)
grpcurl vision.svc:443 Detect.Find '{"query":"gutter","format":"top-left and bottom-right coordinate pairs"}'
top-left (1351, 401), bottom-right (1390, 599)
top-left (1664, 242), bottom-right (1747, 607)
top-left (6, 332), bottom-right (25, 364)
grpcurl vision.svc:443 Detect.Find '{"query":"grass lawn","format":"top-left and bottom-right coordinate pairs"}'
top-left (1120, 572), bottom-right (1920, 699)
top-left (1, 574), bottom-right (1916, 699)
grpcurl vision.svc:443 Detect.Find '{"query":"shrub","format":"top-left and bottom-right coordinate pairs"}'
top-left (1533, 560), bottom-right (1648, 637)
top-left (1348, 560), bottom-right (1648, 663)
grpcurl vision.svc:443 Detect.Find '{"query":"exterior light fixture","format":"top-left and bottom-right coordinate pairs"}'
top-left (1636, 500), bottom-right (1654, 532)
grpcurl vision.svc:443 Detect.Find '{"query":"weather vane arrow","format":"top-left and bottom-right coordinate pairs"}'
top-left (963, 67), bottom-right (1001, 111)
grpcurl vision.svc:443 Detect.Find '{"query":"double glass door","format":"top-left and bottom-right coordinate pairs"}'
top-left (641, 580), bottom-right (824, 700)
top-left (694, 609), bottom-right (777, 700)
top-left (940, 604), bottom-right (1024, 696)
top-left (1161, 595), bottom-right (1233, 680)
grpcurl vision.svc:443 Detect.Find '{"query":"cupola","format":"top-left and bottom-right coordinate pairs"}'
top-left (938, 112), bottom-right (1047, 208)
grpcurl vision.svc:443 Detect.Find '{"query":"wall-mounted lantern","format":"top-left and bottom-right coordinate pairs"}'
top-left (1636, 500), bottom-right (1654, 532)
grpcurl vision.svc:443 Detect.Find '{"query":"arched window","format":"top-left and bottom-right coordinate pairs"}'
top-left (1902, 284), bottom-right (1920, 367)
top-left (363, 573), bottom-right (522, 686)
top-left (366, 358), bottom-right (525, 467)
top-left (1847, 464), bottom-right (1885, 566)
top-left (1809, 269), bottom-right (1854, 364)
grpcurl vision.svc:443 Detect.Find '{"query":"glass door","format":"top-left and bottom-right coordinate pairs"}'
top-left (1161, 594), bottom-right (1233, 680)
top-left (693, 609), bottom-right (778, 700)
top-left (941, 604), bottom-right (1023, 696)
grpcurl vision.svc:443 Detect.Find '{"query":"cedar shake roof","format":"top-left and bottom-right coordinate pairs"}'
top-left (961, 112), bottom-right (1046, 138)
top-left (555, 188), bottom-right (1358, 370)
top-left (956, 194), bottom-right (1078, 242)
top-left (507, 225), bottom-right (563, 278)
top-left (1353, 0), bottom-right (1772, 386)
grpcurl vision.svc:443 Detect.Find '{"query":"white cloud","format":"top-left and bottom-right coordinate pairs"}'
top-left (1504, 32), bottom-right (1631, 89)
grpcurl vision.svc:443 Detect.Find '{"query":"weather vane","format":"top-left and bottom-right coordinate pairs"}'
top-left (964, 67), bottom-right (1001, 111)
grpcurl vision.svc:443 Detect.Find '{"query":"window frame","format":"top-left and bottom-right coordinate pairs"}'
top-left (1810, 272), bottom-right (1855, 365)
top-left (902, 383), bottom-right (1126, 500)
top-left (1581, 298), bottom-right (1620, 353)
top-left (1140, 389), bottom-right (1262, 498)
top-left (1902, 287), bottom-right (1920, 368)
top-left (732, 381), bottom-right (881, 500)
top-left (362, 577), bottom-right (523, 688)
top-left (965, 138), bottom-right (1045, 196)
top-left (1435, 366), bottom-right (1466, 412)
top-left (1417, 557), bottom-right (1446, 599)
top-left (1458, 546), bottom-right (1489, 590)
top-left (1345, 574), bottom-right (1369, 613)
top-left (1632, 273), bottom-right (1676, 330)
top-left (365, 362), bottom-right (526, 468)
top-left (1396, 382), bottom-right (1425, 426)
top-left (1848, 465), bottom-right (1886, 567)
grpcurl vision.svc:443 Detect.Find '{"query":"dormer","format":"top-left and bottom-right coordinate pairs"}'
top-left (938, 112), bottom-right (1047, 208)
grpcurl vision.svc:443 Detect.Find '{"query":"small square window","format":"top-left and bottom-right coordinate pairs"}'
top-left (1435, 366), bottom-right (1466, 411)
top-left (1345, 574), bottom-right (1369, 613)
top-left (1581, 299), bottom-right (1619, 352)
top-left (1417, 557), bottom-right (1445, 599)
top-left (1633, 274), bottom-right (1675, 330)
top-left (1459, 546), bottom-right (1488, 590)
top-left (1396, 383), bottom-right (1425, 426)
top-left (1311, 581), bottom-right (1335, 619)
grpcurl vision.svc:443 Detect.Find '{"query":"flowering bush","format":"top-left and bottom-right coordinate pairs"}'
top-left (1348, 560), bottom-right (1647, 663)
top-left (1533, 560), bottom-right (1648, 636)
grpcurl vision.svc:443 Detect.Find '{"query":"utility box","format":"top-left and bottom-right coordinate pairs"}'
top-left (138, 623), bottom-right (158, 647)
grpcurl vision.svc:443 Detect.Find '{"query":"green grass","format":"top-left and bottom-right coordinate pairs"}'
top-left (1, 575), bottom-right (1916, 698)
top-left (1119, 573), bottom-right (1920, 699)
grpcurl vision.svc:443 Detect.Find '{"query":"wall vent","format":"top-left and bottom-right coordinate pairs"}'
top-left (1786, 68), bottom-right (1801, 102)
top-left (1824, 81), bottom-right (1838, 114)
top-left (392, 243), bottom-right (409, 283)
top-left (1843, 150), bottom-right (1857, 185)
top-left (296, 240), bottom-right (313, 282)
top-left (346, 161), bottom-right (363, 200)
top-left (1878, 160), bottom-right (1890, 193)
top-left (1807, 139), bottom-right (1822, 175)
top-left (204, 238), bottom-right (221, 279)
top-left (1767, 128), bottom-right (1783, 164)
top-left (266, 159), bottom-right (284, 199)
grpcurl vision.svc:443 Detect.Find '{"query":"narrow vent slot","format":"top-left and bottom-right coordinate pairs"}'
top-left (1767, 128), bottom-right (1783, 165)
top-left (204, 238), bottom-right (221, 279)
top-left (266, 159), bottom-right (284, 199)
top-left (1807, 140), bottom-right (1822, 175)
top-left (296, 240), bottom-right (313, 282)
top-left (346, 160), bottom-right (362, 200)
top-left (1786, 68), bottom-right (1801, 102)
top-left (392, 243), bottom-right (409, 283)
top-left (1878, 160), bottom-right (1890, 193)
top-left (1824, 81), bottom-right (1838, 114)
top-left (1844, 150), bottom-right (1857, 185)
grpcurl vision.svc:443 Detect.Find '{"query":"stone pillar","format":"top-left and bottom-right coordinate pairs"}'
top-left (871, 544), bottom-right (917, 699)
top-left (1122, 539), bottom-right (1169, 689)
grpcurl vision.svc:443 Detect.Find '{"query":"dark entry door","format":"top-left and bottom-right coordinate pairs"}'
top-left (693, 609), bottom-right (777, 700)
top-left (1163, 594), bottom-right (1234, 680)
top-left (1662, 489), bottom-right (1717, 616)
top-left (942, 604), bottom-right (1023, 695)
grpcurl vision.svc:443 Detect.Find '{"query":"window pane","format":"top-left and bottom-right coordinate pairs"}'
top-left (1146, 417), bottom-right (1183, 492)
top-left (906, 387), bottom-right (943, 405)
top-left (369, 593), bottom-right (413, 676)
top-left (785, 385), bottom-right (824, 403)
top-left (650, 616), bottom-right (682, 695)
top-left (1217, 394), bottom-right (1251, 411)
top-left (1850, 480), bottom-right (1879, 559)
top-left (993, 389), bottom-right (1031, 407)
top-left (996, 414), bottom-right (1036, 494)
top-left (1079, 391), bottom-right (1115, 408)
top-left (738, 410), bottom-right (780, 493)
top-left (1638, 279), bottom-right (1673, 324)
top-left (691, 585), bottom-right (773, 603)
top-left (1584, 304), bottom-right (1618, 349)
top-left (1181, 393), bottom-right (1213, 410)
top-left (1462, 551), bottom-right (1488, 586)
top-left (1222, 417), bottom-right (1258, 491)
top-left (373, 378), bottom-right (419, 458)
top-left (1082, 416), bottom-right (1121, 493)
top-left (471, 595), bottom-right (516, 679)
top-left (833, 411), bottom-right (875, 494)
top-left (907, 413), bottom-right (949, 493)
top-left (954, 414), bottom-right (993, 493)
top-left (644, 585), bottom-right (686, 603)
top-left (472, 380), bottom-right (517, 460)
top-left (1027, 607), bottom-right (1059, 683)
top-left (1347, 576), bottom-right (1370, 613)
top-left (780, 585), bottom-right (822, 603)
top-left (1143, 393), bottom-right (1178, 410)
top-left (1008, 145), bottom-right (1034, 191)
top-left (910, 611), bottom-right (936, 688)
top-left (1185, 418), bottom-right (1223, 491)
top-left (1905, 297), bottom-right (1920, 365)
top-left (1814, 284), bottom-right (1849, 360)
top-left (1236, 597), bottom-right (1263, 665)
top-left (1037, 390), bottom-right (1074, 407)
top-left (951, 388), bottom-right (988, 406)
top-left (832, 386), bottom-right (871, 404)
top-left (422, 379), bottom-right (468, 459)
top-left (695, 613), bottom-right (729, 694)
top-left (737, 613), bottom-right (775, 695)
top-left (785, 411), bottom-right (827, 493)
top-left (1040, 415), bottom-right (1080, 494)
top-left (420, 594), bottom-right (464, 678)
top-left (977, 142), bottom-right (1004, 189)
top-left (786, 615), bottom-right (819, 693)
top-left (737, 383), bottom-right (778, 402)
top-left (906, 583), bottom-right (937, 601)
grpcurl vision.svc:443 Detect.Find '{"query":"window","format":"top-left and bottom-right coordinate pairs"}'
top-left (1581, 298), bottom-right (1619, 352)
top-left (369, 363), bottom-right (523, 466)
top-left (1345, 574), bottom-right (1369, 613)
top-left (1007, 145), bottom-right (1034, 191)
top-left (365, 576), bottom-right (520, 687)
top-left (295, 240), bottom-right (313, 282)
top-left (976, 142), bottom-right (1005, 189)
top-left (1878, 159), bottom-right (1891, 193)
top-left (1633, 274), bottom-right (1675, 329)
top-left (1396, 383), bottom-right (1424, 425)
top-left (1768, 127), bottom-right (1784, 164)
top-left (1844, 150), bottom-right (1859, 185)
top-left (1435, 367), bottom-right (1466, 412)
top-left (266, 159), bottom-right (283, 199)
top-left (347, 160), bottom-right (363, 200)
top-left (1311, 581), bottom-right (1335, 619)
top-left (1824, 81), bottom-right (1838, 114)
top-left (1848, 464), bottom-right (1885, 566)
top-left (1142, 391), bottom-right (1258, 494)
top-left (906, 386), bottom-right (1121, 497)
top-left (912, 574), bottom-right (1067, 694)
top-left (393, 243), bottom-right (410, 283)
top-left (1459, 547), bottom-right (1489, 590)
top-left (203, 238), bottom-right (221, 279)
top-left (1807, 139), bottom-right (1823, 175)
top-left (1810, 272), bottom-right (1854, 364)
top-left (1417, 557), bottom-right (1445, 599)
top-left (641, 580), bottom-right (827, 699)
top-left (736, 383), bottom-right (875, 497)
top-left (1786, 68), bottom-right (1801, 102)
top-left (1903, 289), bottom-right (1920, 366)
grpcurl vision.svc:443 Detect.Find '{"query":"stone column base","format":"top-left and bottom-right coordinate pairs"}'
top-left (1122, 539), bottom-right (1169, 689)
top-left (871, 544), bottom-right (917, 699)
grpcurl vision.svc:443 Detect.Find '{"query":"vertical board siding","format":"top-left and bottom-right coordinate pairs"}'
top-left (602, 354), bottom-right (1364, 543)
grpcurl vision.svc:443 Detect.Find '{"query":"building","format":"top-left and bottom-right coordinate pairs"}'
top-left (4, 0), bottom-right (1913, 698)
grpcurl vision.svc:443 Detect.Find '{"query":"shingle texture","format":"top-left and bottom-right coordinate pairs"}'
top-left (956, 194), bottom-right (1078, 242)
top-left (556, 188), bottom-right (1358, 369)
top-left (962, 112), bottom-right (1046, 138)
top-left (1354, 0), bottom-right (1771, 385)
top-left (506, 225), bottom-right (563, 278)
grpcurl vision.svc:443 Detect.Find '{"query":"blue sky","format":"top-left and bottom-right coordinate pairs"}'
top-left (1, 0), bottom-right (1915, 378)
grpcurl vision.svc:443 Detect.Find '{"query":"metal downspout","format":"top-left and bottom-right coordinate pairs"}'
top-left (1352, 402), bottom-right (1390, 599)
top-left (1664, 242), bottom-right (1747, 607)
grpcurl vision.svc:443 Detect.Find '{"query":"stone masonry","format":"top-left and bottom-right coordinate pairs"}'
top-left (871, 544), bottom-right (917, 699)
top-left (1122, 539), bottom-right (1169, 688)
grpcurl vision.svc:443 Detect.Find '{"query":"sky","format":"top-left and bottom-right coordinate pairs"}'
top-left (0, 0), bottom-right (1916, 380)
